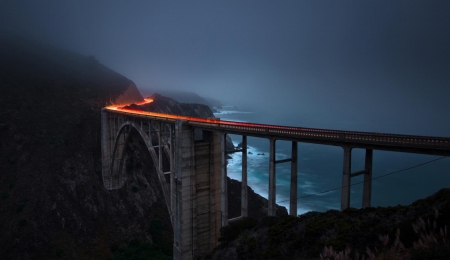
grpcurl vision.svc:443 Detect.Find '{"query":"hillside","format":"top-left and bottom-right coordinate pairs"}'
top-left (0, 34), bottom-right (286, 259)
top-left (139, 89), bottom-right (222, 109)
top-left (0, 34), bottom-right (167, 259)
top-left (213, 188), bottom-right (450, 260)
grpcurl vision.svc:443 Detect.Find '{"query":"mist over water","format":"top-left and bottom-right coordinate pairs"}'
top-left (215, 105), bottom-right (450, 215)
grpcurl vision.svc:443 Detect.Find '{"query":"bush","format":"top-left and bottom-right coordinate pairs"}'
top-left (220, 217), bottom-right (258, 245)
top-left (112, 241), bottom-right (171, 260)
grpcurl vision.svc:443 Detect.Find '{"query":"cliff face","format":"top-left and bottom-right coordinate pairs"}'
top-left (0, 34), bottom-right (286, 259)
top-left (113, 82), bottom-right (144, 105)
top-left (140, 89), bottom-right (222, 109)
top-left (0, 35), bottom-right (169, 259)
top-left (126, 93), bottom-right (215, 118)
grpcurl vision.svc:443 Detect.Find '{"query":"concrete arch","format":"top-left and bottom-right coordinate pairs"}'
top-left (106, 120), bottom-right (173, 224)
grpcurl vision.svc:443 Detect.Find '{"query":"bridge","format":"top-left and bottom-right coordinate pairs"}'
top-left (101, 102), bottom-right (450, 260)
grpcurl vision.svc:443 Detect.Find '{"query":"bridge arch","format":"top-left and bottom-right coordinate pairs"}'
top-left (105, 120), bottom-right (173, 224)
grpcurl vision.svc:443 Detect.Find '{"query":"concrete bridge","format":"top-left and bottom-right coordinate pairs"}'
top-left (101, 106), bottom-right (450, 260)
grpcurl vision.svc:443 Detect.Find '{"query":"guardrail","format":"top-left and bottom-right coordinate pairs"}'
top-left (105, 107), bottom-right (450, 149)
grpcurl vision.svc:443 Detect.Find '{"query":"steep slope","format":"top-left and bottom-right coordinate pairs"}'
top-left (0, 34), bottom-right (286, 259)
top-left (139, 89), bottom-right (222, 109)
top-left (126, 93), bottom-right (215, 118)
top-left (213, 188), bottom-right (450, 260)
top-left (0, 35), bottom-right (168, 260)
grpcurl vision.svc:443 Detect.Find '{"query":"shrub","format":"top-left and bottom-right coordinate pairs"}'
top-left (112, 241), bottom-right (171, 260)
top-left (220, 217), bottom-right (258, 245)
top-left (320, 209), bottom-right (450, 260)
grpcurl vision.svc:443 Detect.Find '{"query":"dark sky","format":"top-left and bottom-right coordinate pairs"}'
top-left (2, 0), bottom-right (450, 135)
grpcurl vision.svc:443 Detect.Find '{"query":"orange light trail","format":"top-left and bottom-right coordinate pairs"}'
top-left (104, 99), bottom-right (297, 130)
top-left (104, 101), bottom-right (450, 149)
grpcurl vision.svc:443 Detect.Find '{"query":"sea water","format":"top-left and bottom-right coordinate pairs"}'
top-left (215, 105), bottom-right (450, 215)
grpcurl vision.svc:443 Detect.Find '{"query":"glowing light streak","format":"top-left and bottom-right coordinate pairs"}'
top-left (105, 102), bottom-right (297, 130)
top-left (104, 101), bottom-right (450, 148)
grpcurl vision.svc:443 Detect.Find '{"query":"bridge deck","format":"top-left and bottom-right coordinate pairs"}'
top-left (104, 107), bottom-right (450, 156)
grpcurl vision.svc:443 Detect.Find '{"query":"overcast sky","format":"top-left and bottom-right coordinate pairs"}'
top-left (1, 1), bottom-right (450, 135)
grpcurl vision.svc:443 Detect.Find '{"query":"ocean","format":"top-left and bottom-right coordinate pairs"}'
top-left (214, 105), bottom-right (450, 215)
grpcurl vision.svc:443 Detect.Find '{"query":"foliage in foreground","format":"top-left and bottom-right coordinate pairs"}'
top-left (213, 188), bottom-right (450, 260)
top-left (320, 209), bottom-right (450, 260)
top-left (111, 220), bottom-right (173, 260)
top-left (111, 241), bottom-right (171, 260)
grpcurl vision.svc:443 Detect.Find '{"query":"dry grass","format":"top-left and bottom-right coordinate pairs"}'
top-left (320, 209), bottom-right (449, 260)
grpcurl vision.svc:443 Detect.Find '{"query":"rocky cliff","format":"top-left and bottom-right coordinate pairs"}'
top-left (124, 93), bottom-right (215, 118)
top-left (0, 34), bottom-right (286, 260)
top-left (0, 34), bottom-right (167, 259)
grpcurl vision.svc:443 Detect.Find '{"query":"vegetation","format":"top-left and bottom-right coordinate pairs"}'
top-left (0, 34), bottom-right (171, 259)
top-left (220, 217), bottom-right (258, 245)
top-left (110, 220), bottom-right (173, 259)
top-left (213, 188), bottom-right (450, 260)
top-left (111, 240), bottom-right (171, 260)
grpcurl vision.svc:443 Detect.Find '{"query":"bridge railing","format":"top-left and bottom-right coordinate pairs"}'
top-left (195, 119), bottom-right (450, 148)
top-left (106, 107), bottom-right (450, 148)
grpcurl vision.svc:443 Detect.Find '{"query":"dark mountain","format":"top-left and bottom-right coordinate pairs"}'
top-left (0, 34), bottom-right (286, 259)
top-left (0, 34), bottom-right (167, 259)
top-left (140, 89), bottom-right (222, 109)
top-left (124, 93), bottom-right (215, 118)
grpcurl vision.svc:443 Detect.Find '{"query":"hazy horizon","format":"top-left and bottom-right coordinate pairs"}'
top-left (3, 1), bottom-right (449, 137)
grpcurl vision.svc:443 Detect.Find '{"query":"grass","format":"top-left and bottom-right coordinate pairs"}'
top-left (320, 210), bottom-right (450, 260)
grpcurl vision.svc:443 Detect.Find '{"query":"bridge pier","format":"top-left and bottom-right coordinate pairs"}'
top-left (241, 135), bottom-right (248, 217)
top-left (268, 139), bottom-right (299, 216)
top-left (173, 120), bottom-right (222, 259)
top-left (362, 149), bottom-right (373, 208)
top-left (290, 141), bottom-right (298, 216)
top-left (340, 147), bottom-right (373, 210)
top-left (221, 134), bottom-right (228, 227)
top-left (268, 138), bottom-right (276, 216)
top-left (340, 146), bottom-right (352, 210)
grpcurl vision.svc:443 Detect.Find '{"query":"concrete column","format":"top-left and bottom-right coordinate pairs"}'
top-left (268, 138), bottom-right (276, 216)
top-left (173, 120), bottom-right (194, 260)
top-left (241, 135), bottom-right (248, 217)
top-left (340, 146), bottom-right (352, 211)
top-left (221, 133), bottom-right (228, 226)
top-left (290, 141), bottom-right (298, 216)
top-left (210, 131), bottom-right (223, 250)
top-left (362, 149), bottom-right (373, 208)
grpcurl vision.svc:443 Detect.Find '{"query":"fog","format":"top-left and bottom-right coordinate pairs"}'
top-left (2, 1), bottom-right (450, 135)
